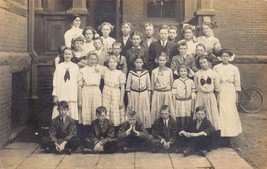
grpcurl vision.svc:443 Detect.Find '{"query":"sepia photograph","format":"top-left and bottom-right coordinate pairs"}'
top-left (0, 0), bottom-right (266, 168)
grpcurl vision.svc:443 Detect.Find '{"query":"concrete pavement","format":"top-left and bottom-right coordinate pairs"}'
top-left (0, 142), bottom-right (253, 169)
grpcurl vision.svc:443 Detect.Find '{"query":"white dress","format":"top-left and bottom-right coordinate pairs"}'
top-left (213, 63), bottom-right (242, 137)
top-left (197, 36), bottom-right (221, 54)
top-left (82, 41), bottom-right (95, 54)
top-left (52, 62), bottom-right (79, 120)
top-left (78, 65), bottom-right (104, 125)
top-left (64, 27), bottom-right (83, 48)
top-left (101, 36), bottom-right (116, 53)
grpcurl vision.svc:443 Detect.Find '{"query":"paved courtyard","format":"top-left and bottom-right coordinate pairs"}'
top-left (0, 142), bottom-right (253, 169)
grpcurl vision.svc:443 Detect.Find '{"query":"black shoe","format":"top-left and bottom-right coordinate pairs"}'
top-left (123, 147), bottom-right (135, 153)
top-left (83, 148), bottom-right (93, 154)
top-left (183, 149), bottom-right (193, 157)
top-left (65, 149), bottom-right (72, 155)
top-left (44, 147), bottom-right (51, 153)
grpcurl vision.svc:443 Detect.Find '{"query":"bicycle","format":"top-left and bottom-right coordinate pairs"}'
top-left (238, 86), bottom-right (264, 113)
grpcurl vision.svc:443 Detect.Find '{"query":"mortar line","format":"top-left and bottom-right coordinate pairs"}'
top-left (55, 154), bottom-right (66, 169)
top-left (15, 145), bottom-right (39, 169)
top-left (94, 153), bottom-right (102, 169)
top-left (168, 152), bottom-right (175, 169)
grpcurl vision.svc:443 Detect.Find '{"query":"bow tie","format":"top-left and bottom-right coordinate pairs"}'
top-left (200, 77), bottom-right (212, 86)
top-left (132, 47), bottom-right (140, 52)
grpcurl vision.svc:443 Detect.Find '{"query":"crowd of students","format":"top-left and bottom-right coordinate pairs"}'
top-left (40, 14), bottom-right (242, 157)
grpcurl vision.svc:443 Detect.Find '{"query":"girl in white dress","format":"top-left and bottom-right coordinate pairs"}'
top-left (172, 65), bottom-right (196, 128)
top-left (98, 22), bottom-right (116, 53)
top-left (213, 49), bottom-right (242, 146)
top-left (102, 56), bottom-right (126, 127)
top-left (151, 52), bottom-right (175, 123)
top-left (126, 57), bottom-right (152, 128)
top-left (64, 14), bottom-right (83, 48)
top-left (178, 24), bottom-right (198, 56)
top-left (82, 26), bottom-right (96, 54)
top-left (52, 47), bottom-right (79, 120)
top-left (78, 51), bottom-right (105, 125)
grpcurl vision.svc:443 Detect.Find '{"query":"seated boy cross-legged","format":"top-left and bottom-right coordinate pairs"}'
top-left (179, 106), bottom-right (215, 156)
top-left (118, 110), bottom-right (152, 152)
top-left (83, 106), bottom-right (119, 153)
top-left (151, 105), bottom-right (179, 153)
top-left (40, 101), bottom-right (80, 155)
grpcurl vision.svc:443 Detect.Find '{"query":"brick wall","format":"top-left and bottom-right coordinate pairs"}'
top-left (213, 0), bottom-right (267, 55)
top-left (0, 66), bottom-right (12, 148)
top-left (0, 0), bottom-right (31, 149)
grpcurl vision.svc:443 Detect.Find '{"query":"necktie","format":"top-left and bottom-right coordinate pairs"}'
top-left (162, 41), bottom-right (165, 48)
top-left (64, 68), bottom-right (70, 82)
top-left (61, 118), bottom-right (64, 126)
top-left (164, 120), bottom-right (168, 128)
top-left (196, 121), bottom-right (201, 130)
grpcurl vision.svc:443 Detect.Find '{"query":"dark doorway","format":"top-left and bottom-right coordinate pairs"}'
top-left (93, 0), bottom-right (117, 38)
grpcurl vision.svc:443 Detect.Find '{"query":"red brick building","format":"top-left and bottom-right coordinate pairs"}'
top-left (0, 0), bottom-right (266, 148)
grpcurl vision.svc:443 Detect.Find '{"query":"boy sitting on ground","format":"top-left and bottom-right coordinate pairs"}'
top-left (117, 110), bottom-right (151, 152)
top-left (179, 106), bottom-right (215, 156)
top-left (151, 105), bottom-right (178, 152)
top-left (40, 101), bottom-right (80, 155)
top-left (83, 106), bottom-right (118, 153)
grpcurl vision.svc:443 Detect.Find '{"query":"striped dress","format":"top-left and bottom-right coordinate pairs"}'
top-left (102, 69), bottom-right (126, 126)
top-left (126, 69), bottom-right (152, 128)
top-left (78, 65), bottom-right (103, 125)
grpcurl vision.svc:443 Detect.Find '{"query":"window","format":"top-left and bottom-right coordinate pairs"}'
top-left (147, 0), bottom-right (177, 18)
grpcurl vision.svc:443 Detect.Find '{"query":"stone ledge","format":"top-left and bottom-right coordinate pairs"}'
top-left (0, 52), bottom-right (31, 73)
top-left (0, 0), bottom-right (28, 17)
top-left (233, 55), bottom-right (267, 64)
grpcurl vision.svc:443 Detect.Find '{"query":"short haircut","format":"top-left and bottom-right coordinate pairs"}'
top-left (160, 105), bottom-right (169, 112)
top-left (96, 106), bottom-right (107, 115)
top-left (127, 110), bottom-right (137, 117)
top-left (94, 37), bottom-right (103, 43)
top-left (58, 101), bottom-right (69, 109)
top-left (98, 22), bottom-right (114, 31)
top-left (121, 21), bottom-right (133, 29)
top-left (157, 52), bottom-right (169, 61)
top-left (169, 25), bottom-right (177, 32)
top-left (131, 31), bottom-right (143, 40)
top-left (178, 40), bottom-right (188, 48)
top-left (112, 41), bottom-right (122, 48)
top-left (159, 25), bottom-right (169, 32)
top-left (195, 106), bottom-right (206, 114)
top-left (82, 26), bottom-right (96, 36)
top-left (144, 23), bottom-right (154, 29)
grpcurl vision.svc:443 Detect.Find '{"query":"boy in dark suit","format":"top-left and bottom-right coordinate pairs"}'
top-left (40, 101), bottom-right (80, 155)
top-left (151, 105), bottom-right (178, 152)
top-left (83, 106), bottom-right (118, 153)
top-left (118, 110), bottom-right (151, 152)
top-left (148, 25), bottom-right (176, 71)
top-left (118, 22), bottom-right (133, 56)
top-left (179, 106), bottom-right (215, 156)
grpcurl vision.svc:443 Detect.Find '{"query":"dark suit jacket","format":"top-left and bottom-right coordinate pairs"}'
top-left (126, 46), bottom-right (148, 71)
top-left (142, 37), bottom-right (157, 50)
top-left (89, 118), bottom-right (115, 144)
top-left (49, 115), bottom-right (77, 143)
top-left (184, 118), bottom-right (215, 136)
top-left (118, 36), bottom-right (133, 57)
top-left (118, 120), bottom-right (149, 140)
top-left (170, 54), bottom-right (197, 73)
top-left (148, 40), bottom-right (176, 71)
top-left (152, 116), bottom-right (178, 144)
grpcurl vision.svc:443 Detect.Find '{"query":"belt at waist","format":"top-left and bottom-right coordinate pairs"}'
top-left (83, 84), bottom-right (99, 87)
top-left (130, 88), bottom-right (148, 93)
top-left (175, 97), bottom-right (192, 101)
top-left (154, 89), bottom-right (172, 92)
top-left (105, 84), bottom-right (120, 88)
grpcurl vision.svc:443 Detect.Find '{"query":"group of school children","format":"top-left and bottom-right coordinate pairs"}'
top-left (40, 14), bottom-right (242, 157)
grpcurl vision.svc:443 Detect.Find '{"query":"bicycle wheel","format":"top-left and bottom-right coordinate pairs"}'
top-left (239, 88), bottom-right (264, 113)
